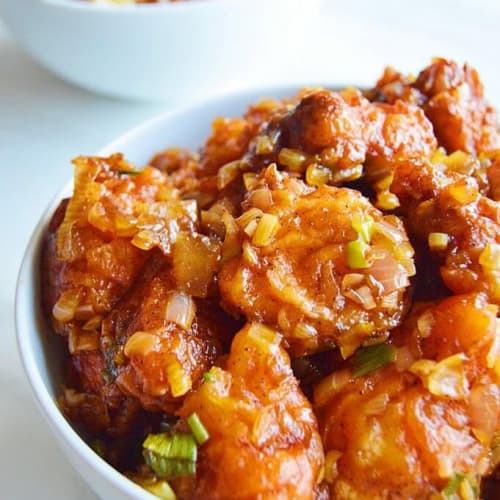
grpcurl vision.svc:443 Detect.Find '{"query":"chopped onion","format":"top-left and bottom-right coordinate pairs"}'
top-left (394, 346), bottom-right (415, 372)
top-left (124, 331), bottom-right (159, 357)
top-left (252, 213), bottom-right (280, 247)
top-left (341, 273), bottom-right (365, 290)
top-left (368, 255), bottom-right (409, 294)
top-left (53, 289), bottom-right (80, 323)
top-left (479, 242), bottom-right (500, 271)
top-left (305, 163), bottom-right (332, 186)
top-left (410, 354), bottom-right (469, 399)
top-left (278, 148), bottom-right (308, 172)
top-left (165, 292), bottom-right (196, 331)
top-left (217, 160), bottom-right (241, 190)
top-left (166, 359), bottom-right (192, 397)
top-left (247, 187), bottom-right (273, 211)
top-left (469, 383), bottom-right (499, 444)
top-left (255, 135), bottom-right (274, 155)
top-left (428, 232), bottom-right (450, 251)
top-left (343, 285), bottom-right (376, 310)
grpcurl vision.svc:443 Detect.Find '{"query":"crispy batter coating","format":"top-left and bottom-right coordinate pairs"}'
top-left (42, 154), bottom-right (197, 341)
top-left (101, 257), bottom-right (231, 413)
top-left (315, 294), bottom-right (499, 499)
top-left (369, 58), bottom-right (500, 155)
top-left (177, 323), bottom-right (324, 499)
top-left (392, 160), bottom-right (500, 304)
top-left (41, 59), bottom-right (500, 498)
top-left (219, 166), bottom-right (415, 357)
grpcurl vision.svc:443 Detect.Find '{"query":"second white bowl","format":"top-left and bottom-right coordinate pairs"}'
top-left (0, 0), bottom-right (319, 101)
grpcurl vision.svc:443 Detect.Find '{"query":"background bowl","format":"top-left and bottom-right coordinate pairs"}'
top-left (15, 84), bottom-right (338, 500)
top-left (0, 0), bottom-right (319, 102)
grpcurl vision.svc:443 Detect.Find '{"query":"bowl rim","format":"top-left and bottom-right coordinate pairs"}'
top-left (39, 0), bottom-right (261, 13)
top-left (14, 81), bottom-right (342, 499)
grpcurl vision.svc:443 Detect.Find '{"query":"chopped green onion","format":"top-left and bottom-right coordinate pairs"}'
top-left (187, 413), bottom-right (210, 445)
top-left (203, 372), bottom-right (215, 383)
top-left (143, 433), bottom-right (197, 479)
top-left (140, 479), bottom-right (176, 500)
top-left (441, 472), bottom-right (465, 498)
top-left (346, 240), bottom-right (370, 269)
top-left (352, 344), bottom-right (396, 377)
top-left (352, 215), bottom-right (374, 243)
top-left (117, 169), bottom-right (142, 176)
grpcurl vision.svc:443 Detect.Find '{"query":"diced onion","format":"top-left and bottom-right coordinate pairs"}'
top-left (305, 164), bottom-right (332, 186)
top-left (410, 353), bottom-right (469, 399)
top-left (217, 160), bottom-right (241, 190)
top-left (124, 331), bottom-right (159, 357)
top-left (165, 292), bottom-right (196, 331)
top-left (479, 242), bottom-right (500, 271)
top-left (343, 285), bottom-right (376, 310)
top-left (428, 232), bottom-right (450, 251)
top-left (166, 359), bottom-right (192, 397)
top-left (278, 148), bottom-right (308, 172)
top-left (255, 135), bottom-right (274, 155)
top-left (252, 213), bottom-right (280, 247)
top-left (53, 289), bottom-right (80, 323)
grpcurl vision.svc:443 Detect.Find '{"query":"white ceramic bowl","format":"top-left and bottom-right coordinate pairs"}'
top-left (0, 0), bottom-right (319, 102)
top-left (16, 84), bottom-right (343, 500)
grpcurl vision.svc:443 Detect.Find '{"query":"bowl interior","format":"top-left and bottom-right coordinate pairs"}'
top-left (16, 83), bottom-right (339, 498)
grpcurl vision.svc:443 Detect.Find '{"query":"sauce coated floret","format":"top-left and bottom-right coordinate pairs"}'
top-left (219, 165), bottom-right (415, 357)
top-left (177, 323), bottom-right (324, 499)
top-left (41, 58), bottom-right (500, 499)
top-left (314, 294), bottom-right (499, 499)
top-left (369, 58), bottom-right (500, 155)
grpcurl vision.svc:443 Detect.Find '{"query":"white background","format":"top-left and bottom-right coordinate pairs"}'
top-left (1, 1), bottom-right (499, 498)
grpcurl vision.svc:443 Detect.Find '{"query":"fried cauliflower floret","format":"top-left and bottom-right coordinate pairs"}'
top-left (314, 294), bottom-right (499, 500)
top-left (218, 166), bottom-right (415, 357)
top-left (238, 89), bottom-right (436, 210)
top-left (101, 258), bottom-right (230, 414)
top-left (392, 161), bottom-right (500, 304)
top-left (369, 58), bottom-right (500, 155)
top-left (177, 322), bottom-right (324, 499)
top-left (42, 154), bottom-right (200, 342)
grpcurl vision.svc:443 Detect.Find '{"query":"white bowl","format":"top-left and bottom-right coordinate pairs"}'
top-left (15, 84), bottom-right (341, 500)
top-left (0, 0), bottom-right (319, 102)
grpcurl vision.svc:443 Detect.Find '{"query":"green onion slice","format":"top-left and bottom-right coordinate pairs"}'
top-left (203, 372), bottom-right (215, 383)
top-left (187, 413), bottom-right (210, 445)
top-left (441, 472), bottom-right (465, 498)
top-left (352, 215), bottom-right (374, 244)
top-left (352, 344), bottom-right (396, 377)
top-left (143, 432), bottom-right (197, 479)
top-left (346, 240), bottom-right (370, 269)
top-left (117, 169), bottom-right (142, 176)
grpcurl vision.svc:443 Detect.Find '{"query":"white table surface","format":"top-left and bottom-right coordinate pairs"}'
top-left (1, 1), bottom-right (499, 498)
